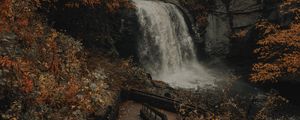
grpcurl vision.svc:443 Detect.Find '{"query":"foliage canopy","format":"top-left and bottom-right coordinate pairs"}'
top-left (251, 0), bottom-right (300, 82)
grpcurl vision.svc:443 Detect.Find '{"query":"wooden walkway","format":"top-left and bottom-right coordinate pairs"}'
top-left (99, 89), bottom-right (206, 120)
top-left (117, 101), bottom-right (180, 120)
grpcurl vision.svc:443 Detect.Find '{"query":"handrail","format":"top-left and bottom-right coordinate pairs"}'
top-left (100, 88), bottom-right (208, 120)
top-left (140, 104), bottom-right (168, 120)
top-left (122, 88), bottom-right (207, 113)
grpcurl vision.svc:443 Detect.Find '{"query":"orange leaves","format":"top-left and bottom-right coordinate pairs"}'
top-left (0, 56), bottom-right (30, 76)
top-left (45, 31), bottom-right (61, 75)
top-left (195, 15), bottom-right (208, 27)
top-left (35, 74), bottom-right (57, 104)
top-left (0, 0), bottom-right (13, 17)
top-left (64, 2), bottom-right (80, 8)
top-left (0, 56), bottom-right (34, 93)
top-left (251, 6), bottom-right (300, 82)
top-left (21, 78), bottom-right (33, 93)
top-left (255, 20), bottom-right (280, 36)
top-left (0, 0), bottom-right (115, 118)
top-left (0, 56), bottom-right (17, 69)
top-left (65, 0), bottom-right (109, 8)
top-left (105, 0), bottom-right (132, 12)
top-left (0, 0), bottom-right (44, 43)
top-left (251, 27), bottom-right (300, 82)
top-left (81, 0), bottom-right (102, 7)
top-left (46, 31), bottom-right (58, 45)
top-left (76, 0), bottom-right (133, 12)
top-left (105, 0), bottom-right (133, 12)
top-left (255, 92), bottom-right (288, 120)
top-left (251, 63), bottom-right (282, 82)
top-left (280, 0), bottom-right (300, 12)
top-left (178, 0), bottom-right (210, 27)
top-left (282, 52), bottom-right (300, 73)
top-left (280, 0), bottom-right (300, 23)
top-left (33, 0), bottom-right (43, 7)
top-left (232, 29), bottom-right (248, 40)
top-left (106, 1), bottom-right (119, 12)
top-left (0, 0), bottom-right (13, 32)
top-left (17, 18), bottom-right (29, 27)
top-left (65, 78), bottom-right (79, 101)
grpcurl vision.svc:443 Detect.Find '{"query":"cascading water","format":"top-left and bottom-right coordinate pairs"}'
top-left (133, 0), bottom-right (215, 88)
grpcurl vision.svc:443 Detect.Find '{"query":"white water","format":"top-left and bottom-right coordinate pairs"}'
top-left (133, 0), bottom-right (216, 88)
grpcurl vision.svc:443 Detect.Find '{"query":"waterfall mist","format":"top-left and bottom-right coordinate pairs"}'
top-left (133, 0), bottom-right (216, 88)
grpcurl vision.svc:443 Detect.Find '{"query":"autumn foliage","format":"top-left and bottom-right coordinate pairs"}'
top-left (179, 0), bottom-right (213, 28)
top-left (63, 0), bottom-right (133, 12)
top-left (0, 0), bottom-right (136, 119)
top-left (251, 0), bottom-right (300, 82)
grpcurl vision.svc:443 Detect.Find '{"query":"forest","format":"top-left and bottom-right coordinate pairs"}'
top-left (0, 0), bottom-right (299, 119)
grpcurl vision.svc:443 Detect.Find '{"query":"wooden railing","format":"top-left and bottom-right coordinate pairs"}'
top-left (140, 104), bottom-right (168, 120)
top-left (98, 88), bottom-right (208, 120)
top-left (121, 89), bottom-right (206, 113)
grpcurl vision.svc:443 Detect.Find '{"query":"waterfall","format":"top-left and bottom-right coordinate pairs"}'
top-left (133, 0), bottom-right (215, 88)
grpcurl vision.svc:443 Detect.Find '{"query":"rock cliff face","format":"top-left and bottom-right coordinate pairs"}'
top-left (152, 0), bottom-right (266, 62)
top-left (116, 8), bottom-right (140, 61)
top-left (145, 0), bottom-right (266, 61)
top-left (119, 0), bottom-right (205, 62)
top-left (47, 0), bottom-right (281, 64)
top-left (207, 0), bottom-right (298, 66)
top-left (42, 0), bottom-right (283, 62)
top-left (204, 0), bottom-right (263, 58)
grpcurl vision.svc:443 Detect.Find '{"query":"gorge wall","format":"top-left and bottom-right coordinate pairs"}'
top-left (203, 0), bottom-right (263, 59)
top-left (44, 0), bottom-right (281, 65)
top-left (120, 0), bottom-right (270, 62)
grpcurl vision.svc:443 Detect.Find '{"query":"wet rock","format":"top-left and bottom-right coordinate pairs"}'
top-left (204, 0), bottom-right (263, 58)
